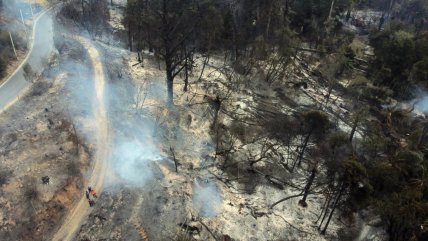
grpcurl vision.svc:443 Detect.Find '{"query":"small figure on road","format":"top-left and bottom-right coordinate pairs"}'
top-left (90, 189), bottom-right (97, 198)
top-left (88, 199), bottom-right (95, 207)
top-left (88, 186), bottom-right (92, 193)
top-left (85, 190), bottom-right (90, 200)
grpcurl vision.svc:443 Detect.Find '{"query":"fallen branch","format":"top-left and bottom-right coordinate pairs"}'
top-left (272, 212), bottom-right (316, 236)
top-left (170, 146), bottom-right (179, 172)
top-left (270, 192), bottom-right (304, 209)
top-left (252, 168), bottom-right (302, 190)
top-left (199, 219), bottom-right (219, 241)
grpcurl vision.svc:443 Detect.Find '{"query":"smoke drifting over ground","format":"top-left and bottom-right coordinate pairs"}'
top-left (111, 122), bottom-right (164, 186)
top-left (408, 89), bottom-right (428, 114)
top-left (412, 94), bottom-right (428, 114)
top-left (102, 51), bottom-right (166, 187)
top-left (2, 0), bottom-right (37, 20)
top-left (193, 178), bottom-right (223, 217)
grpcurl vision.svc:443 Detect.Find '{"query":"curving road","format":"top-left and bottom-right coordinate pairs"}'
top-left (51, 36), bottom-right (109, 241)
top-left (0, 6), bottom-right (55, 113)
top-left (1, 4), bottom-right (111, 241)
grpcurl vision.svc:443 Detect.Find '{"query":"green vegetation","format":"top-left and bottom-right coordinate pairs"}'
top-left (369, 27), bottom-right (428, 97)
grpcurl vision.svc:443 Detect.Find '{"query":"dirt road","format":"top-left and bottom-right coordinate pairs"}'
top-left (52, 37), bottom-right (109, 241)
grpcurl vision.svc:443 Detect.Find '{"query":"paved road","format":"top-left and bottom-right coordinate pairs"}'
top-left (0, 7), bottom-right (54, 113)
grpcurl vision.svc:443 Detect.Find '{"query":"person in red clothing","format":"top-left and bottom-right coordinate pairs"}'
top-left (90, 189), bottom-right (97, 198)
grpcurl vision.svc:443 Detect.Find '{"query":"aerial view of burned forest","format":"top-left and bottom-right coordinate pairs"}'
top-left (0, 0), bottom-right (428, 240)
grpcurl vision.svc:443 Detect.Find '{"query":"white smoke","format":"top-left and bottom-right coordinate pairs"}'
top-left (112, 138), bottom-right (162, 185)
top-left (410, 89), bottom-right (428, 114)
top-left (105, 73), bottom-right (166, 186)
top-left (192, 178), bottom-right (223, 217)
top-left (413, 96), bottom-right (428, 113)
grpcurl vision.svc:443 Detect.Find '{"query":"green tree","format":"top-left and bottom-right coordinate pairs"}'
top-left (410, 57), bottom-right (428, 88)
top-left (368, 150), bottom-right (427, 241)
top-left (370, 27), bottom-right (428, 97)
top-left (320, 157), bottom-right (370, 234)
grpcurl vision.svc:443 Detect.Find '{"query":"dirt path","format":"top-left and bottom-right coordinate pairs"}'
top-left (52, 37), bottom-right (109, 241)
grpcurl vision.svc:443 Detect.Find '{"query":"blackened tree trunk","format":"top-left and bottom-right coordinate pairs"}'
top-left (165, 57), bottom-right (174, 106)
top-left (198, 55), bottom-right (209, 81)
top-left (318, 194), bottom-right (333, 230)
top-left (212, 96), bottom-right (222, 129)
top-left (379, 13), bottom-right (386, 30)
top-left (265, 2), bottom-right (273, 40)
top-left (295, 129), bottom-right (313, 169)
top-left (328, 0), bottom-right (336, 21)
top-left (183, 45), bottom-right (189, 92)
top-left (232, 11), bottom-right (239, 61)
top-left (170, 147), bottom-right (178, 172)
top-left (81, 0), bottom-right (85, 17)
top-left (321, 182), bottom-right (346, 235)
top-left (298, 167), bottom-right (316, 207)
top-left (316, 192), bottom-right (332, 224)
top-left (349, 117), bottom-right (359, 142)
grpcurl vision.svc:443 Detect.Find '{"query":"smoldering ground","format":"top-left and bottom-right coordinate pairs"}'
top-left (193, 177), bottom-right (223, 217)
top-left (54, 5), bottom-right (226, 240)
top-left (53, 0), bottom-right (167, 188)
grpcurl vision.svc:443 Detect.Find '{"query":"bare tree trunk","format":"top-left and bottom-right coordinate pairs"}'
top-left (321, 182), bottom-right (345, 235)
top-left (183, 46), bottom-right (189, 92)
top-left (265, 2), bottom-right (273, 40)
top-left (294, 129), bottom-right (312, 169)
top-left (166, 60), bottom-right (174, 107)
top-left (81, 0), bottom-right (85, 17)
top-left (211, 96), bottom-right (222, 129)
top-left (232, 11), bottom-right (239, 61)
top-left (298, 167), bottom-right (316, 207)
top-left (349, 117), bottom-right (359, 143)
top-left (198, 55), bottom-right (209, 81)
top-left (328, 0), bottom-right (335, 20)
top-left (318, 194), bottom-right (332, 230)
top-left (325, 82), bottom-right (333, 106)
top-left (345, 2), bottom-right (353, 22)
top-left (316, 192), bottom-right (331, 224)
top-left (170, 147), bottom-right (178, 172)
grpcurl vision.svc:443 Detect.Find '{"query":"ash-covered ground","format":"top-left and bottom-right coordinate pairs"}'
top-left (0, 28), bottom-right (98, 241)
top-left (1, 1), bottom-right (390, 241)
top-left (71, 33), bottom-right (370, 241)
